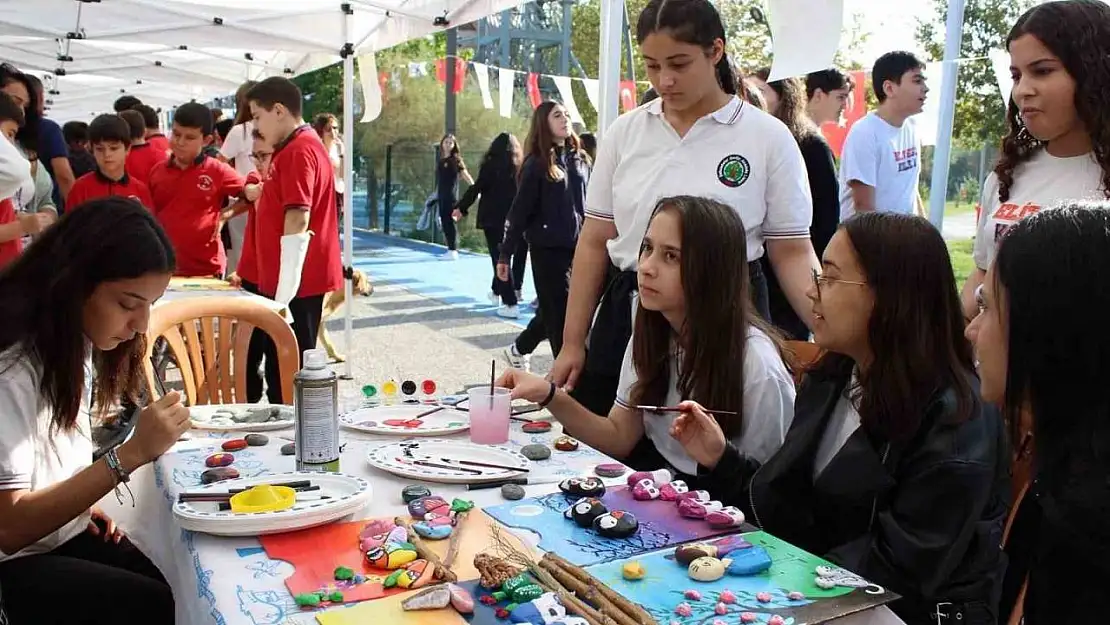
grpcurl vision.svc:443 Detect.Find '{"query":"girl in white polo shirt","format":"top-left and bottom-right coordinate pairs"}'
top-left (552, 0), bottom-right (818, 422)
top-left (960, 0), bottom-right (1110, 321)
top-left (498, 196), bottom-right (795, 478)
top-left (0, 197), bottom-right (189, 624)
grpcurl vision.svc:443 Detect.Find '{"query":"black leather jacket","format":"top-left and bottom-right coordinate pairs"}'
top-left (700, 361), bottom-right (1010, 625)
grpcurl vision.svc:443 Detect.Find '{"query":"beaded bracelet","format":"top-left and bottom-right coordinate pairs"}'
top-left (104, 448), bottom-right (135, 507)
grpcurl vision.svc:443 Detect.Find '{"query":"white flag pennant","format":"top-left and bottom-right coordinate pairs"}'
top-left (472, 62), bottom-right (495, 111)
top-left (581, 78), bottom-right (599, 112)
top-left (552, 75), bottom-right (584, 125)
top-left (498, 67), bottom-right (515, 119)
top-left (357, 54), bottom-right (382, 123)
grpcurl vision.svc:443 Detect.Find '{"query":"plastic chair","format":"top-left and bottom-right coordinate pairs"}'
top-left (783, 340), bottom-right (823, 385)
top-left (144, 297), bottom-right (299, 405)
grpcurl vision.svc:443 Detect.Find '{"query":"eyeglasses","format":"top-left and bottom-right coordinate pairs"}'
top-left (811, 268), bottom-right (866, 299)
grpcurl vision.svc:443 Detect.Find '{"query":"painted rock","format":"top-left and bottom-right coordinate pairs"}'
top-left (621, 561), bottom-right (645, 580)
top-left (787, 591), bottom-right (806, 601)
top-left (705, 506), bottom-right (746, 528)
top-left (280, 442), bottom-right (295, 456)
top-left (678, 498), bottom-right (723, 519)
top-left (674, 543), bottom-right (717, 565)
top-left (401, 484), bottom-right (432, 504)
top-left (204, 453), bottom-right (234, 468)
top-left (494, 575), bottom-right (545, 604)
top-left (365, 541), bottom-right (419, 569)
top-left (244, 433), bottom-right (269, 446)
top-left (508, 592), bottom-right (579, 623)
top-left (359, 518), bottom-right (399, 539)
top-left (501, 483), bottom-right (526, 500)
top-left (558, 476), bottom-right (605, 497)
top-left (200, 467), bottom-right (239, 484)
top-left (401, 584), bottom-right (452, 611)
top-left (221, 439), bottom-right (248, 451)
top-left (675, 489), bottom-right (711, 504)
top-left (520, 444), bottom-right (551, 461)
top-left (688, 556), bottom-right (727, 582)
top-left (725, 546), bottom-right (773, 576)
top-left (631, 478), bottom-right (661, 500)
top-left (391, 559), bottom-right (436, 589)
top-left (626, 468), bottom-right (672, 488)
top-left (593, 510), bottom-right (639, 538)
top-left (408, 495), bottom-right (450, 522)
top-left (447, 583), bottom-right (475, 613)
top-left (659, 480), bottom-right (689, 501)
top-left (553, 436), bottom-right (578, 452)
top-left (413, 521), bottom-right (452, 540)
top-left (450, 499), bottom-right (474, 515)
top-left (521, 420), bottom-right (552, 434)
top-left (359, 524), bottom-right (408, 552)
top-left (564, 497), bottom-right (608, 527)
top-left (594, 463), bottom-right (626, 478)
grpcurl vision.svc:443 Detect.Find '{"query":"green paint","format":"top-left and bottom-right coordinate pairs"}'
top-left (744, 531), bottom-right (854, 598)
top-left (328, 591), bottom-right (344, 603)
top-left (334, 566), bottom-right (355, 581)
top-left (294, 593), bottom-right (322, 607)
top-left (361, 384), bottom-right (378, 397)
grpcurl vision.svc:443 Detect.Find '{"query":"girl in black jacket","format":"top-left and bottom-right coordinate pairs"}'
top-left (671, 213), bottom-right (1009, 625)
top-left (497, 101), bottom-right (589, 357)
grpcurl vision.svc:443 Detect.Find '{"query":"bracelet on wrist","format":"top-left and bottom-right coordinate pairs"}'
top-left (104, 448), bottom-right (135, 507)
top-left (539, 382), bottom-right (557, 408)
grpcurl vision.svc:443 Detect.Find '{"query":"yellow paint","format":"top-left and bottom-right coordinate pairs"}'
top-left (382, 380), bottom-right (398, 396)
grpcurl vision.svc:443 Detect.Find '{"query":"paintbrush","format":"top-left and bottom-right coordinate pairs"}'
top-left (635, 405), bottom-right (739, 416)
top-left (397, 457), bottom-right (484, 475)
top-left (178, 484), bottom-right (320, 503)
top-left (435, 457), bottom-right (529, 473)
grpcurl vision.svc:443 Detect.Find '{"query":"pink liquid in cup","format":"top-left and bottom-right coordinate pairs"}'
top-left (468, 387), bottom-right (511, 444)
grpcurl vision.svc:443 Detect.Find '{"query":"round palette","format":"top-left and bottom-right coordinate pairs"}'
top-left (172, 472), bottom-right (372, 537)
top-left (340, 405), bottom-right (470, 436)
top-left (366, 440), bottom-right (529, 484)
top-left (189, 404), bottom-right (295, 432)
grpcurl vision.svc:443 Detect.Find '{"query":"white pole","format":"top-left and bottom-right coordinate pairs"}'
top-left (927, 0), bottom-right (966, 229)
top-left (596, 0), bottom-right (624, 137)
top-left (341, 6), bottom-right (356, 379)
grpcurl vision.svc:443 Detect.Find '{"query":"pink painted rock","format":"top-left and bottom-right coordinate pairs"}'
top-left (705, 506), bottom-right (746, 528)
top-left (447, 583), bottom-right (474, 613)
top-left (674, 489), bottom-right (711, 504)
top-left (359, 524), bottom-right (408, 552)
top-left (626, 468), bottom-right (672, 487)
top-left (631, 479), bottom-right (660, 500)
top-left (359, 519), bottom-right (397, 540)
top-left (678, 498), bottom-right (723, 519)
top-left (659, 480), bottom-right (689, 501)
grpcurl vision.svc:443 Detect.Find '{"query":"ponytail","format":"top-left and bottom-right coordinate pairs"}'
top-left (716, 54), bottom-right (737, 96)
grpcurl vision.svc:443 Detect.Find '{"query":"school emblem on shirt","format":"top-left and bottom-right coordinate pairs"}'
top-left (716, 154), bottom-right (751, 188)
top-left (197, 175), bottom-right (214, 192)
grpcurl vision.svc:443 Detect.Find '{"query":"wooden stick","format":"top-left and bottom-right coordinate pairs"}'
top-left (538, 559), bottom-right (641, 625)
top-left (393, 516), bottom-right (457, 583)
top-left (543, 554), bottom-right (657, 625)
top-left (442, 511), bottom-right (467, 569)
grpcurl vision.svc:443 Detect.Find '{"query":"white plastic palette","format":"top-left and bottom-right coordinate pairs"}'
top-left (189, 404), bottom-right (295, 432)
top-left (172, 472), bottom-right (372, 537)
top-left (340, 405), bottom-right (470, 436)
top-left (366, 440), bottom-right (529, 484)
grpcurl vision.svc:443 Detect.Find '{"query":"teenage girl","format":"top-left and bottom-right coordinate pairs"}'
top-left (499, 195), bottom-right (794, 476)
top-left (218, 80), bottom-right (259, 274)
top-left (435, 134), bottom-right (474, 260)
top-left (551, 0), bottom-right (818, 417)
top-left (313, 113), bottom-right (345, 218)
top-left (497, 101), bottom-right (590, 358)
top-left (0, 197), bottom-right (190, 623)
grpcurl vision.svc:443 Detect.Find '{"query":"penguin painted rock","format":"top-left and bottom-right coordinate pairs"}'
top-left (564, 497), bottom-right (608, 527)
top-left (631, 478), bottom-right (660, 500)
top-left (592, 510), bottom-right (639, 538)
top-left (557, 476), bottom-right (606, 497)
top-left (659, 479), bottom-right (689, 501)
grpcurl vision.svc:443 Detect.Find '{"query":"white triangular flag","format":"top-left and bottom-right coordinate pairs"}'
top-left (766, 0), bottom-right (844, 81)
top-left (989, 49), bottom-right (1011, 110)
top-left (358, 54), bottom-right (382, 123)
top-left (552, 75), bottom-right (584, 125)
top-left (910, 61), bottom-right (943, 147)
top-left (498, 67), bottom-right (514, 119)
top-left (472, 62), bottom-right (494, 110)
top-left (408, 62), bottom-right (429, 77)
top-left (582, 78), bottom-right (599, 112)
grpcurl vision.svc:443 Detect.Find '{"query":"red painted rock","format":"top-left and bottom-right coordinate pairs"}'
top-left (200, 467), bottom-right (239, 484)
top-left (205, 452), bottom-right (235, 467)
top-left (553, 436), bottom-right (579, 452)
top-left (521, 420), bottom-right (552, 434)
top-left (222, 439), bottom-right (248, 451)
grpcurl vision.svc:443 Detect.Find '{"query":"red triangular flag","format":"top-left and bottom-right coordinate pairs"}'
top-left (527, 73), bottom-right (543, 109)
top-left (435, 58), bottom-right (467, 94)
top-left (619, 80), bottom-right (637, 112)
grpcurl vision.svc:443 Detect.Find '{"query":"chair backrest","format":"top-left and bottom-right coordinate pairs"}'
top-left (144, 297), bottom-right (299, 405)
top-left (783, 340), bottom-right (823, 385)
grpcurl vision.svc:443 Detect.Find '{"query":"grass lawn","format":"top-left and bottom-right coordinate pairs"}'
top-left (947, 238), bottom-right (975, 285)
top-left (944, 199), bottom-right (978, 218)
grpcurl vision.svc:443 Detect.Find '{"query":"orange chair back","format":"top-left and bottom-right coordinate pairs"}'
top-left (783, 340), bottom-right (823, 385)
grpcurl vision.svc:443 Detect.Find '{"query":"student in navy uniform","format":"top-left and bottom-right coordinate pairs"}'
top-left (19, 74), bottom-right (75, 207)
top-left (63, 121), bottom-right (97, 181)
top-left (434, 134), bottom-right (474, 260)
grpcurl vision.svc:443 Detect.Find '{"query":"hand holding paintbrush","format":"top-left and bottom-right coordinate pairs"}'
top-left (667, 400), bottom-right (730, 470)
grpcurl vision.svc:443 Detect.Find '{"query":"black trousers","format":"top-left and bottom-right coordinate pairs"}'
top-left (242, 279), bottom-right (282, 404)
top-left (530, 246), bottom-right (574, 359)
top-left (483, 226), bottom-right (527, 307)
top-left (516, 309), bottom-right (546, 355)
top-left (0, 532), bottom-right (173, 624)
top-left (438, 193), bottom-right (457, 250)
top-left (242, 280), bottom-right (324, 403)
top-left (760, 255), bottom-right (808, 340)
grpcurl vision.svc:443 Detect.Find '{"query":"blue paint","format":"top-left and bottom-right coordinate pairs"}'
top-left (236, 547), bottom-right (267, 558)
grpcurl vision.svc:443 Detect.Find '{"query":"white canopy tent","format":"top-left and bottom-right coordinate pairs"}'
top-left (0, 0), bottom-right (523, 378)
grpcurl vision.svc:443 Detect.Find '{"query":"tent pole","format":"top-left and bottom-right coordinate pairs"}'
top-left (596, 0), bottom-right (624, 137)
top-left (926, 0), bottom-right (966, 229)
top-left (341, 3), bottom-right (356, 380)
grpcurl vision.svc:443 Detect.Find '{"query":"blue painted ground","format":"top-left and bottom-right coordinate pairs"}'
top-left (347, 229), bottom-right (536, 328)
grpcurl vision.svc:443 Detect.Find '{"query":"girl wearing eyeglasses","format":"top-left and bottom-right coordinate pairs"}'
top-left (672, 213), bottom-right (1009, 625)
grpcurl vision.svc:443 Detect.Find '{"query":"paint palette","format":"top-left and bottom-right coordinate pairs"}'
top-left (365, 440), bottom-right (529, 484)
top-left (173, 472), bottom-right (372, 536)
top-left (340, 405), bottom-right (470, 436)
top-left (189, 403), bottom-right (295, 432)
top-left (361, 379), bottom-right (439, 405)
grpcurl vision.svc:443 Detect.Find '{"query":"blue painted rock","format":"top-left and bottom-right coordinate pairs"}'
top-left (205, 452), bottom-right (234, 468)
top-left (412, 521), bottom-right (452, 540)
top-left (200, 467), bottom-right (239, 484)
top-left (725, 545), bottom-right (772, 576)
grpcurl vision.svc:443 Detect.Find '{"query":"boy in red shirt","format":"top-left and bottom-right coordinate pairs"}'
top-left (248, 77), bottom-right (342, 360)
top-left (135, 104), bottom-right (171, 156)
top-left (148, 102), bottom-right (245, 277)
top-left (0, 92), bottom-right (45, 268)
top-left (65, 114), bottom-right (154, 212)
top-left (120, 109), bottom-right (161, 186)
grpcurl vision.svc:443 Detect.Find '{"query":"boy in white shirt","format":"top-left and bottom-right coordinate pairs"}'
top-left (838, 51), bottom-right (928, 218)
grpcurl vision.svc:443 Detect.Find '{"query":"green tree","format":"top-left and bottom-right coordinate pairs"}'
top-left (915, 0), bottom-right (1034, 149)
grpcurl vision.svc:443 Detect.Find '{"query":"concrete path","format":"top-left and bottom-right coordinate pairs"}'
top-left (941, 211), bottom-right (978, 240)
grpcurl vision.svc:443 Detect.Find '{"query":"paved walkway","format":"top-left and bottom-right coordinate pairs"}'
top-left (941, 211), bottom-right (978, 240)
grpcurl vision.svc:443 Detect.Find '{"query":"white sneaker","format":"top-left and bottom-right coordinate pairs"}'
top-left (515, 290), bottom-right (523, 302)
top-left (488, 291), bottom-right (500, 305)
top-left (439, 250), bottom-right (458, 260)
top-left (497, 305), bottom-right (520, 319)
top-left (503, 344), bottom-right (532, 372)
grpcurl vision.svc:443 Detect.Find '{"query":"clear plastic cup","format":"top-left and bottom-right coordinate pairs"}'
top-left (468, 387), bottom-right (511, 444)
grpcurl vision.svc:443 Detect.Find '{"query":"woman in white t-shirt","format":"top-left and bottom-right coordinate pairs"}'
top-left (313, 113), bottom-right (345, 215)
top-left (960, 0), bottom-right (1110, 320)
top-left (0, 197), bottom-right (190, 623)
top-left (218, 80), bottom-right (258, 274)
top-left (498, 196), bottom-right (795, 476)
top-left (550, 0), bottom-right (818, 422)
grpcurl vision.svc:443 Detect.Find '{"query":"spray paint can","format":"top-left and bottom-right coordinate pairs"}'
top-left (294, 348), bottom-right (340, 472)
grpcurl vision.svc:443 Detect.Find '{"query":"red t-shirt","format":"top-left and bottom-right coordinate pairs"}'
top-left (237, 171), bottom-right (262, 284)
top-left (255, 126), bottom-right (342, 298)
top-left (65, 170), bottom-right (154, 212)
top-left (148, 155), bottom-right (245, 277)
top-left (125, 143), bottom-right (164, 186)
top-left (0, 199), bottom-right (21, 269)
top-left (147, 133), bottom-right (170, 156)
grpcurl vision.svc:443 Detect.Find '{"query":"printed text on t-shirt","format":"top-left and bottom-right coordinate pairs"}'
top-left (990, 201), bottom-right (1041, 243)
top-left (894, 147), bottom-right (918, 173)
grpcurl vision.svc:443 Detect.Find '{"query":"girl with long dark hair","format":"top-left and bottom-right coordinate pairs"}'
top-left (0, 197), bottom-right (190, 623)
top-left (435, 134), bottom-right (474, 260)
top-left (2, 69), bottom-right (74, 208)
top-left (454, 132), bottom-right (527, 317)
top-left (497, 101), bottom-right (589, 357)
top-left (551, 0), bottom-right (817, 420)
top-left (498, 196), bottom-right (794, 477)
top-left (312, 113), bottom-right (345, 218)
top-left (961, 0), bottom-right (1110, 320)
top-left (676, 213), bottom-right (1009, 625)
top-left (967, 205), bottom-right (1110, 624)
top-left (218, 80), bottom-right (259, 274)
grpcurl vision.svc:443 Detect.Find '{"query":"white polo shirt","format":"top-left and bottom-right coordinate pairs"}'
top-left (586, 96), bottom-right (813, 270)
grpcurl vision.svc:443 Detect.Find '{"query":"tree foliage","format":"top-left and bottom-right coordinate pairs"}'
top-left (915, 0), bottom-right (1034, 149)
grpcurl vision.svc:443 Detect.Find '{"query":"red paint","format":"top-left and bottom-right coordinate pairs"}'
top-left (260, 521), bottom-right (388, 603)
top-left (383, 418), bottom-right (422, 429)
top-left (222, 439), bottom-right (248, 451)
top-left (421, 380), bottom-right (437, 395)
